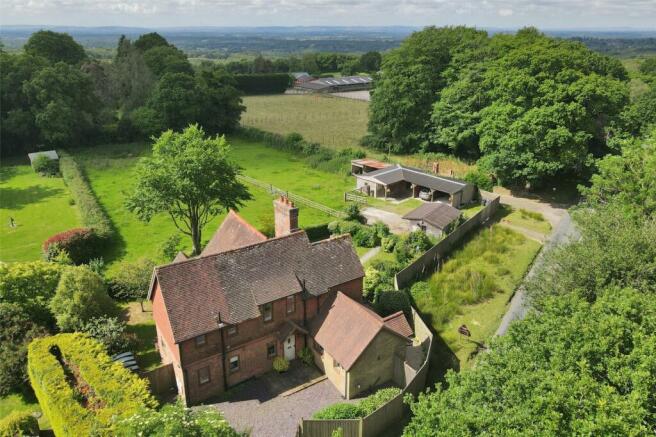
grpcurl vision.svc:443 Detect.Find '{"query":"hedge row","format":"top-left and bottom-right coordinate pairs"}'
top-left (233, 73), bottom-right (292, 94)
top-left (27, 333), bottom-right (157, 436)
top-left (0, 411), bottom-right (39, 437)
top-left (59, 153), bottom-right (113, 240)
top-left (313, 387), bottom-right (402, 419)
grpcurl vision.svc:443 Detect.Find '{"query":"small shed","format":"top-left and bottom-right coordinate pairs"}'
top-left (403, 202), bottom-right (462, 237)
top-left (28, 150), bottom-right (59, 165)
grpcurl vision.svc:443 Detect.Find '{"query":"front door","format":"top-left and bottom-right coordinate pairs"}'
top-left (284, 335), bottom-right (296, 361)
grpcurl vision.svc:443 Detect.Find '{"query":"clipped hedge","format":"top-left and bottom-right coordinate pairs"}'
top-left (313, 387), bottom-right (402, 419)
top-left (28, 333), bottom-right (157, 436)
top-left (0, 411), bottom-right (39, 437)
top-left (42, 228), bottom-right (102, 264)
top-left (59, 153), bottom-right (113, 240)
top-left (233, 73), bottom-right (292, 94)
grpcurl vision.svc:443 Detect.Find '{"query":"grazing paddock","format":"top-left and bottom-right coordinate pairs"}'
top-left (242, 94), bottom-right (369, 150)
top-left (0, 162), bottom-right (80, 262)
top-left (72, 137), bottom-right (353, 270)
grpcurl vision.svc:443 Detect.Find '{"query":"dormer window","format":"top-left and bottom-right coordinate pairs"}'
top-left (263, 303), bottom-right (273, 322)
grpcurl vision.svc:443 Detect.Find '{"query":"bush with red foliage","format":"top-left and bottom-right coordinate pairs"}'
top-left (42, 228), bottom-right (101, 264)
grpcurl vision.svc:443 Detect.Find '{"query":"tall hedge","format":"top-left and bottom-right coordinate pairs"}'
top-left (0, 411), bottom-right (39, 437)
top-left (59, 152), bottom-right (113, 240)
top-left (233, 73), bottom-right (292, 94)
top-left (27, 333), bottom-right (157, 436)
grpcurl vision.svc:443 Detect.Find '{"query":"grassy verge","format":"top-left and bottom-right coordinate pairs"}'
top-left (242, 94), bottom-right (368, 150)
top-left (0, 161), bottom-right (80, 262)
top-left (411, 225), bottom-right (541, 370)
top-left (0, 393), bottom-right (49, 430)
top-left (72, 137), bottom-right (354, 271)
top-left (501, 207), bottom-right (551, 236)
top-left (366, 197), bottom-right (424, 216)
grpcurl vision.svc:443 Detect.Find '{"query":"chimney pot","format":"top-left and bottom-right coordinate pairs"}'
top-left (274, 196), bottom-right (299, 237)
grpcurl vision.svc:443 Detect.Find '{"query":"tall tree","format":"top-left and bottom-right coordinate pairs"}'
top-left (23, 30), bottom-right (86, 65)
top-left (359, 51), bottom-right (382, 72)
top-left (126, 125), bottom-right (252, 255)
top-left (196, 66), bottom-right (245, 134)
top-left (147, 72), bottom-right (201, 131)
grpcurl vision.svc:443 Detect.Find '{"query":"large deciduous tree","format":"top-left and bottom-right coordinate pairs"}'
top-left (23, 30), bottom-right (86, 65)
top-left (126, 124), bottom-right (252, 255)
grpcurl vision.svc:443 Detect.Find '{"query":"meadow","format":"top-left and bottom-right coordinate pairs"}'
top-left (411, 223), bottom-right (541, 369)
top-left (0, 163), bottom-right (80, 262)
top-left (242, 94), bottom-right (369, 150)
top-left (72, 137), bottom-right (354, 271)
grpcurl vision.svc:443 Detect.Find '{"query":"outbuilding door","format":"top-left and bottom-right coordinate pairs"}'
top-left (284, 334), bottom-right (296, 361)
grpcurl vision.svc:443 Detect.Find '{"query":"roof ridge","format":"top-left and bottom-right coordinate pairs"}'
top-left (226, 209), bottom-right (267, 240)
top-left (157, 230), bottom-right (309, 272)
top-left (382, 311), bottom-right (405, 321)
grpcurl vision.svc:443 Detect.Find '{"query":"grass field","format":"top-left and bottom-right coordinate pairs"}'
top-left (502, 207), bottom-right (551, 236)
top-left (242, 94), bottom-right (369, 150)
top-left (0, 162), bottom-right (80, 262)
top-left (72, 137), bottom-right (354, 270)
top-left (412, 224), bottom-right (541, 370)
top-left (366, 197), bottom-right (423, 216)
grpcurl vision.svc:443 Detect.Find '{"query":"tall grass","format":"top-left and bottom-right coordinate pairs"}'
top-left (412, 226), bottom-right (527, 331)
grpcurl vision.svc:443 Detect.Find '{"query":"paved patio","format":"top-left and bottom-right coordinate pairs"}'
top-left (206, 362), bottom-right (351, 437)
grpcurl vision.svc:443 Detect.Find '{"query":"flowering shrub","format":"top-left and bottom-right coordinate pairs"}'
top-left (42, 228), bottom-right (101, 264)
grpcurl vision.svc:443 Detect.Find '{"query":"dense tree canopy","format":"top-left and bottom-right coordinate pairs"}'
top-left (126, 125), bottom-right (252, 255)
top-left (23, 30), bottom-right (86, 65)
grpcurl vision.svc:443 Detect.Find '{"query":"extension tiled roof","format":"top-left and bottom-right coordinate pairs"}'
top-left (201, 210), bottom-right (267, 256)
top-left (153, 231), bottom-right (364, 344)
top-left (402, 202), bottom-right (462, 230)
top-left (172, 252), bottom-right (188, 263)
top-left (310, 292), bottom-right (411, 371)
top-left (356, 164), bottom-right (469, 195)
top-left (383, 312), bottom-right (414, 338)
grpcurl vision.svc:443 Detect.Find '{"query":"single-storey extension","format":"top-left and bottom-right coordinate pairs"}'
top-left (403, 202), bottom-right (462, 237)
top-left (353, 163), bottom-right (476, 208)
top-left (295, 76), bottom-right (373, 93)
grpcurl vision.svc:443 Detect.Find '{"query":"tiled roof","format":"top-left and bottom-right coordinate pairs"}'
top-left (402, 202), bottom-right (462, 230)
top-left (383, 312), bottom-right (414, 338)
top-left (172, 252), bottom-right (188, 263)
top-left (154, 232), bottom-right (364, 343)
top-left (310, 292), bottom-right (411, 371)
top-left (357, 164), bottom-right (469, 195)
top-left (201, 210), bottom-right (267, 256)
top-left (351, 158), bottom-right (390, 170)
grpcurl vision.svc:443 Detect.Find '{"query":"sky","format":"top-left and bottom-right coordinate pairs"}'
top-left (1, 0), bottom-right (655, 29)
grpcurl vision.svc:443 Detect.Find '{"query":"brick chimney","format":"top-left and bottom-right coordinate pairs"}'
top-left (274, 196), bottom-right (299, 237)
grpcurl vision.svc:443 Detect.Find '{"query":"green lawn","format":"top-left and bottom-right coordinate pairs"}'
top-left (242, 94), bottom-right (368, 150)
top-left (0, 163), bottom-right (80, 262)
top-left (411, 224), bottom-right (541, 370)
top-left (0, 392), bottom-right (49, 430)
top-left (73, 137), bottom-right (354, 271)
top-left (366, 197), bottom-right (423, 216)
top-left (502, 207), bottom-right (552, 236)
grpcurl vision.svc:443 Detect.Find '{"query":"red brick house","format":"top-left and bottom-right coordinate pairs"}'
top-left (149, 197), bottom-right (369, 405)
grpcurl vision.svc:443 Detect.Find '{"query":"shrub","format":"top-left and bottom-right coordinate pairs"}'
top-left (0, 261), bottom-right (63, 327)
top-left (344, 203), bottom-right (365, 223)
top-left (129, 106), bottom-right (166, 139)
top-left (381, 234), bottom-right (399, 253)
top-left (409, 281), bottom-right (430, 299)
top-left (50, 266), bottom-right (117, 331)
top-left (27, 333), bottom-right (157, 436)
top-left (394, 231), bottom-right (432, 263)
top-left (464, 168), bottom-right (494, 191)
top-left (116, 401), bottom-right (238, 436)
top-left (372, 222), bottom-right (390, 239)
top-left (0, 411), bottom-right (39, 437)
top-left (358, 387), bottom-right (401, 415)
top-left (87, 257), bottom-right (105, 274)
top-left (313, 403), bottom-right (361, 420)
top-left (42, 227), bottom-right (102, 264)
top-left (59, 153), bottom-right (113, 240)
top-left (364, 260), bottom-right (403, 302)
top-left (273, 356), bottom-right (290, 373)
top-left (32, 155), bottom-right (59, 176)
top-left (0, 303), bottom-right (49, 396)
top-left (80, 316), bottom-right (132, 356)
top-left (298, 347), bottom-right (313, 366)
top-left (107, 258), bottom-right (156, 301)
top-left (285, 132), bottom-right (304, 146)
top-left (374, 290), bottom-right (411, 317)
top-left (352, 225), bottom-right (378, 248)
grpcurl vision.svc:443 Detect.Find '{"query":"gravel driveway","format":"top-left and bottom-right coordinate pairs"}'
top-left (207, 364), bottom-right (350, 437)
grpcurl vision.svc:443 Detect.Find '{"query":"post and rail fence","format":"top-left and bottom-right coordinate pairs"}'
top-left (237, 174), bottom-right (347, 219)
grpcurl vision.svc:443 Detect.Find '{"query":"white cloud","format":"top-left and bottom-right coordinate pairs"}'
top-left (1, 0), bottom-right (655, 27)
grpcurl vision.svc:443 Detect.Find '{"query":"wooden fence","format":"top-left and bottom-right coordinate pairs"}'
top-left (237, 174), bottom-right (347, 218)
top-left (298, 308), bottom-right (434, 437)
top-left (394, 193), bottom-right (500, 290)
top-left (344, 191), bottom-right (368, 204)
top-left (142, 363), bottom-right (176, 396)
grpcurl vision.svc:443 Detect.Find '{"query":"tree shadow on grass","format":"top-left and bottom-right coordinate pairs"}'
top-left (0, 185), bottom-right (65, 211)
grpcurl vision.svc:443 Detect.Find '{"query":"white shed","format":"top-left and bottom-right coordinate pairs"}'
top-left (27, 150), bottom-right (59, 165)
